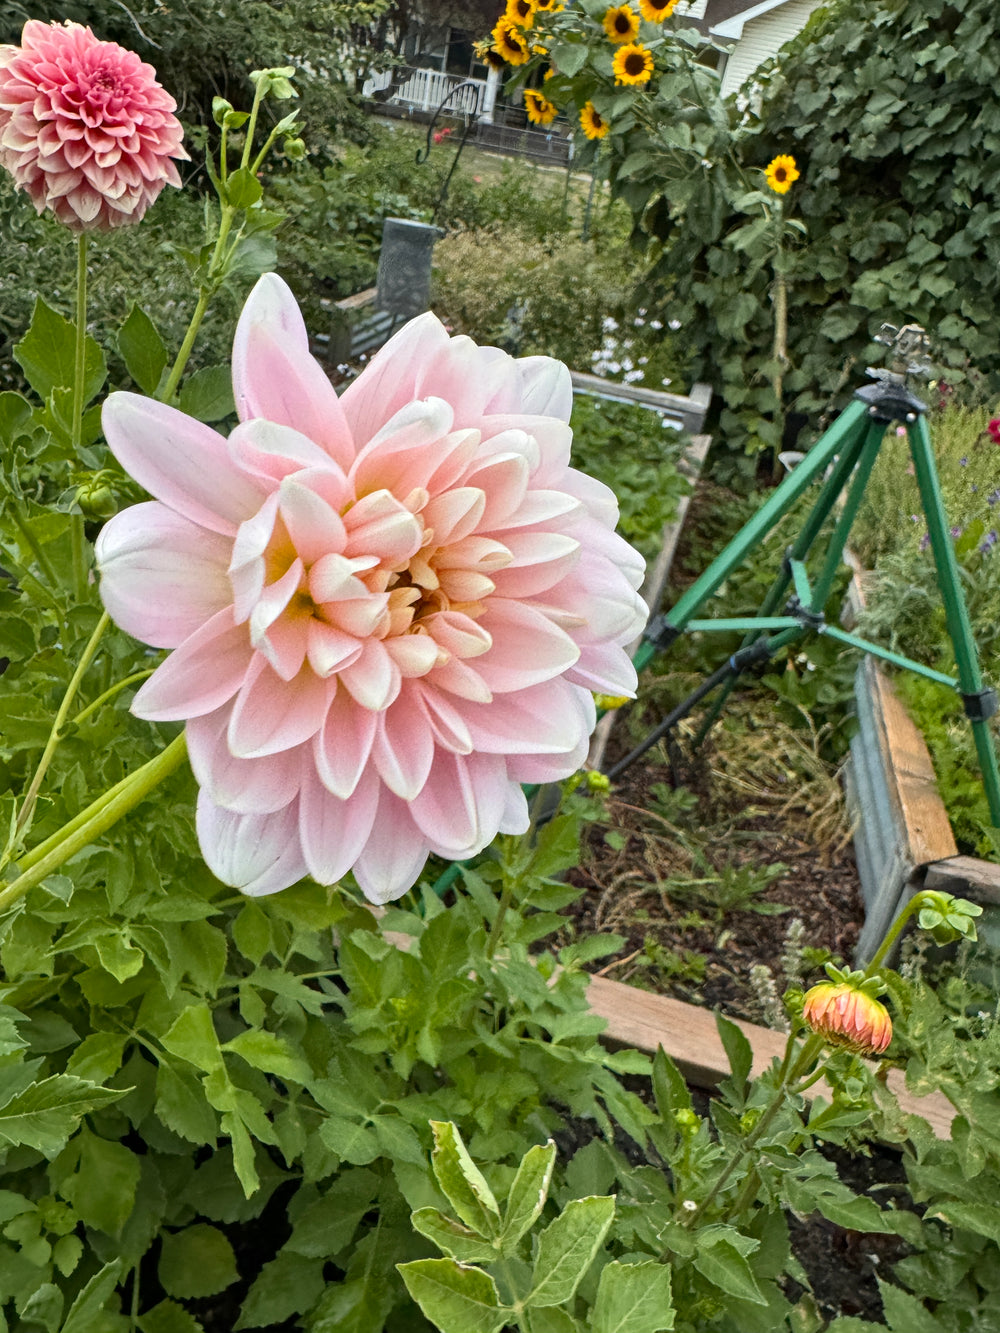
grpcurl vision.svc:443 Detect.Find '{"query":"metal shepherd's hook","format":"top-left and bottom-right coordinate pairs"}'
top-left (415, 81), bottom-right (483, 226)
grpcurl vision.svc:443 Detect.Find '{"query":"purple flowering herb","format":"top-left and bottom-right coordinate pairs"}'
top-left (919, 533), bottom-right (931, 550)
top-left (960, 456), bottom-right (968, 466)
top-left (951, 526), bottom-right (963, 538)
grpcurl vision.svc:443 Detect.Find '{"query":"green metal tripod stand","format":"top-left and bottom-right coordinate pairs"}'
top-left (609, 333), bottom-right (1000, 831)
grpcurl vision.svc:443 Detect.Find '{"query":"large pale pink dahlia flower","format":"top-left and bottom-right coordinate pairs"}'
top-left (0, 20), bottom-right (187, 230)
top-left (96, 275), bottom-right (647, 902)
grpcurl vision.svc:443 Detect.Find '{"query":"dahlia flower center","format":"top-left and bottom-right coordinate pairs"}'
top-left (229, 475), bottom-right (514, 695)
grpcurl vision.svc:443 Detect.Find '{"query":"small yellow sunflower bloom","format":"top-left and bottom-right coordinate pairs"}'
top-left (524, 88), bottom-right (558, 126)
top-left (493, 16), bottom-right (531, 64)
top-left (639, 0), bottom-right (679, 18)
top-left (603, 4), bottom-right (641, 44)
top-left (612, 41), bottom-right (654, 85)
top-left (580, 102), bottom-right (610, 140)
top-left (765, 154), bottom-right (800, 194)
top-left (505, 0), bottom-right (537, 26)
top-left (474, 38), bottom-right (508, 70)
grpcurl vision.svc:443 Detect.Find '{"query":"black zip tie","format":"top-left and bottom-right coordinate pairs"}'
top-left (962, 688), bottom-right (999, 722)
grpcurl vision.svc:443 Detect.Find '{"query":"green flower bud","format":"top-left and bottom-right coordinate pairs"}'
top-left (585, 770), bottom-right (611, 793)
top-left (283, 136), bottom-right (306, 161)
top-left (76, 480), bottom-right (116, 519)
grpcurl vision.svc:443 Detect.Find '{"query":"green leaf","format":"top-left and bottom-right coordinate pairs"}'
top-left (226, 166), bottom-right (264, 210)
top-left (232, 903), bottom-right (272, 964)
top-left (526, 1309), bottom-right (581, 1333)
top-left (61, 1129), bottom-right (140, 1236)
top-left (235, 1251), bottom-right (325, 1329)
top-left (652, 1047), bottom-right (692, 1120)
top-left (715, 1012), bottom-right (753, 1094)
top-left (61, 1260), bottom-right (123, 1333)
top-left (692, 1228), bottom-right (766, 1306)
top-left (13, 298), bottom-right (106, 402)
top-left (288, 1171), bottom-right (379, 1258)
top-left (502, 1140), bottom-right (556, 1247)
top-left (117, 305), bottom-right (167, 396)
top-left (65, 1033), bottom-right (127, 1085)
top-left (224, 1028), bottom-right (312, 1085)
top-left (411, 1208), bottom-right (501, 1264)
top-left (0, 1073), bottom-right (124, 1156)
top-left (177, 365), bottom-right (236, 423)
top-left (593, 1261), bottom-right (675, 1333)
top-left (139, 1299), bottom-right (206, 1333)
top-left (158, 1225), bottom-right (239, 1299)
top-left (161, 1005), bottom-right (224, 1073)
top-left (528, 1196), bottom-right (616, 1308)
top-left (155, 1062), bottom-right (217, 1145)
top-left (0, 390), bottom-right (32, 443)
top-left (20, 1283), bottom-right (63, 1333)
top-left (397, 1259), bottom-right (508, 1333)
top-left (430, 1121), bottom-right (501, 1238)
top-left (548, 42), bottom-right (588, 77)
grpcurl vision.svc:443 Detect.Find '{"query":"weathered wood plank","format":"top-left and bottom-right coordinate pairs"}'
top-left (586, 973), bottom-right (955, 1138)
top-left (924, 854), bottom-right (1000, 906)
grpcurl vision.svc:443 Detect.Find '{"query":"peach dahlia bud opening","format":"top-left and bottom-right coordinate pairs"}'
top-left (96, 275), bottom-right (648, 905)
top-left (801, 981), bottom-right (892, 1056)
top-left (0, 20), bottom-right (188, 230)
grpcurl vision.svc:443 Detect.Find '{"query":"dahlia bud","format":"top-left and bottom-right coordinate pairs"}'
top-left (802, 970), bottom-right (892, 1056)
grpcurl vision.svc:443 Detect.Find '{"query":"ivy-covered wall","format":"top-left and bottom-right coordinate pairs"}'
top-left (646, 0), bottom-right (1000, 451)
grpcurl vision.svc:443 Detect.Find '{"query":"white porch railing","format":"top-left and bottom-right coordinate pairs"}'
top-left (363, 65), bottom-right (491, 118)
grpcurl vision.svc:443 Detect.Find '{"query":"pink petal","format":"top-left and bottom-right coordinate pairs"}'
top-left (187, 705), bottom-right (304, 814)
top-left (422, 487), bottom-right (486, 546)
top-left (409, 751), bottom-right (508, 856)
top-left (461, 679), bottom-right (592, 755)
top-left (227, 655), bottom-right (334, 758)
top-left (96, 502), bottom-right (232, 648)
top-left (475, 599), bottom-right (580, 690)
top-left (196, 790), bottom-right (308, 896)
top-left (372, 697), bottom-right (435, 799)
top-left (228, 418), bottom-right (345, 490)
top-left (508, 733), bottom-right (589, 784)
top-left (461, 453), bottom-right (529, 530)
top-left (278, 478), bottom-right (348, 564)
top-left (490, 531), bottom-right (580, 599)
top-left (342, 490), bottom-right (423, 566)
top-left (313, 686), bottom-right (378, 798)
top-left (385, 633), bottom-right (442, 678)
top-left (338, 639), bottom-right (400, 712)
top-left (351, 787), bottom-right (430, 905)
top-left (102, 393), bottom-right (265, 536)
top-left (347, 397), bottom-right (455, 497)
top-left (307, 620), bottom-right (363, 678)
top-left (249, 558), bottom-right (304, 646)
top-left (298, 766), bottom-right (379, 886)
top-left (514, 356), bottom-right (573, 421)
top-left (412, 682), bottom-right (473, 754)
top-left (132, 608), bottom-right (252, 721)
top-left (339, 312), bottom-right (451, 445)
top-left (564, 644), bottom-right (639, 697)
top-left (414, 335), bottom-right (514, 427)
top-left (232, 274), bottom-right (354, 469)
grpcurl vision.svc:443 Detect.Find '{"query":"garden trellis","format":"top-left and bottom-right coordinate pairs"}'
top-left (609, 324), bottom-right (1000, 833)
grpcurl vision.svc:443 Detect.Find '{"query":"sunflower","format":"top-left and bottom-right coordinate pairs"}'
top-left (493, 16), bottom-right (532, 64)
top-left (473, 38), bottom-right (508, 70)
top-left (639, 0), bottom-right (678, 18)
top-left (580, 102), bottom-right (609, 140)
top-left (524, 88), bottom-right (558, 126)
top-left (765, 153), bottom-right (800, 194)
top-left (505, 0), bottom-right (536, 25)
top-left (534, 0), bottom-right (565, 9)
top-left (603, 5), bottom-right (641, 44)
top-left (612, 41), bottom-right (654, 85)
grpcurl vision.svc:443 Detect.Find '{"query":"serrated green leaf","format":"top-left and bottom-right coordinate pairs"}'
top-left (224, 1028), bottom-right (311, 1084)
top-left (161, 1005), bottom-right (224, 1073)
top-left (593, 1260), bottom-right (674, 1333)
top-left (397, 1259), bottom-right (507, 1333)
top-left (139, 1298), bottom-right (206, 1333)
top-left (0, 1073), bottom-right (124, 1156)
top-left (526, 1308), bottom-right (581, 1333)
top-left (232, 903), bottom-right (272, 964)
top-left (13, 298), bottom-right (106, 402)
top-left (430, 1121), bottom-right (501, 1238)
top-left (61, 1260), bottom-right (122, 1333)
top-left (528, 1195), bottom-right (616, 1308)
top-left (502, 1140), bottom-right (556, 1247)
top-left (177, 365), bottom-right (235, 423)
top-left (877, 1281), bottom-right (943, 1333)
top-left (692, 1228), bottom-right (766, 1305)
top-left (65, 1034), bottom-right (126, 1085)
top-left (287, 1170), bottom-right (379, 1258)
top-left (715, 1011), bottom-right (753, 1094)
top-left (411, 1208), bottom-right (502, 1264)
top-left (61, 1128), bottom-right (140, 1236)
top-left (234, 1250), bottom-right (325, 1329)
top-left (155, 1061), bottom-right (217, 1145)
top-left (158, 1225), bottom-right (239, 1299)
top-left (117, 305), bottom-right (167, 396)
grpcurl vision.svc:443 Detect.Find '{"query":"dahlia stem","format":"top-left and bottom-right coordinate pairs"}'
top-left (0, 732), bottom-right (188, 915)
top-left (68, 668), bottom-right (155, 730)
top-left (3, 611), bottom-right (110, 867)
top-left (865, 891), bottom-right (936, 974)
top-left (160, 203), bottom-right (236, 403)
top-left (71, 232), bottom-right (90, 602)
top-left (682, 1030), bottom-right (825, 1228)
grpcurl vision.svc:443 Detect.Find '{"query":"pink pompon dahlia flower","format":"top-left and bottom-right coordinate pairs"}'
top-left (801, 981), bottom-right (892, 1056)
top-left (0, 20), bottom-right (187, 230)
top-left (96, 275), bottom-right (647, 903)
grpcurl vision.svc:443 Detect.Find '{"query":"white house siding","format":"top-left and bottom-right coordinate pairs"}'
top-left (675, 0), bottom-right (709, 19)
top-left (719, 0), bottom-right (826, 97)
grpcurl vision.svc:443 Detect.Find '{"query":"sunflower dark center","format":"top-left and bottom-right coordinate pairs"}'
top-left (615, 14), bottom-right (630, 31)
top-left (775, 167), bottom-right (787, 180)
top-left (625, 52), bottom-right (645, 73)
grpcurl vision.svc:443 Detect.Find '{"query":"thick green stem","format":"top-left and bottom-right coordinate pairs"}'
top-left (71, 232), bottom-right (90, 600)
top-left (865, 891), bottom-right (937, 974)
top-left (68, 668), bottom-right (155, 730)
top-left (0, 733), bottom-right (188, 914)
top-left (160, 204), bottom-right (236, 402)
top-left (4, 612), bottom-right (110, 864)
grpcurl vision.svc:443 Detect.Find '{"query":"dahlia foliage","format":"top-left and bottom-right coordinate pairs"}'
top-left (0, 20), bottom-right (187, 230)
top-left (96, 276), bottom-right (647, 903)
